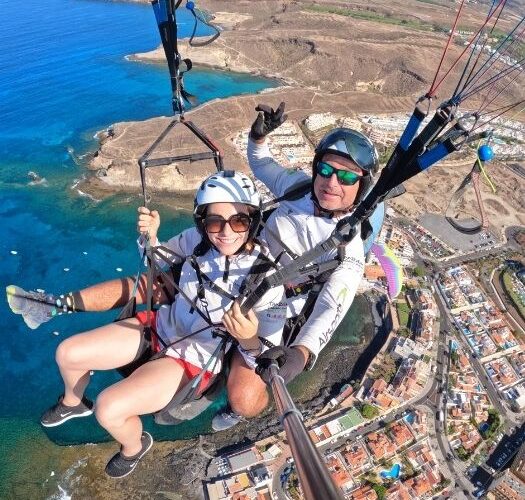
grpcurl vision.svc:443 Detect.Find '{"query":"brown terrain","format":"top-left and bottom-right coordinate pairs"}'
top-left (83, 0), bottom-right (524, 235)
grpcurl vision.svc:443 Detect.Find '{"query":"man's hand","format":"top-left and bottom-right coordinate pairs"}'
top-left (256, 345), bottom-right (309, 384)
top-left (250, 102), bottom-right (287, 141)
top-left (222, 301), bottom-right (260, 351)
top-left (137, 206), bottom-right (161, 243)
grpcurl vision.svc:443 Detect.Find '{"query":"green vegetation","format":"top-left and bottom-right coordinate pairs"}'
top-left (450, 350), bottom-right (459, 365)
top-left (413, 265), bottom-right (427, 278)
top-left (482, 409), bottom-right (502, 439)
top-left (502, 270), bottom-right (525, 320)
top-left (456, 446), bottom-right (472, 461)
top-left (361, 403), bottom-right (380, 419)
top-left (287, 474), bottom-right (301, 500)
top-left (371, 353), bottom-right (398, 383)
top-left (398, 326), bottom-right (411, 338)
top-left (305, 5), bottom-right (434, 32)
top-left (400, 454), bottom-right (416, 478)
top-left (423, 354), bottom-right (431, 363)
top-left (379, 145), bottom-right (394, 165)
top-left (416, 0), bottom-right (446, 5)
top-left (491, 28), bottom-right (525, 60)
top-left (436, 478), bottom-right (452, 492)
top-left (372, 484), bottom-right (387, 499)
top-left (449, 374), bottom-right (457, 390)
top-left (396, 301), bottom-right (411, 327)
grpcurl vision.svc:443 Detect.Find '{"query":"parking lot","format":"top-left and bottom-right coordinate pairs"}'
top-left (419, 213), bottom-right (497, 253)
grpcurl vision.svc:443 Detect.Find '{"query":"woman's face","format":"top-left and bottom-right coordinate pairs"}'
top-left (204, 202), bottom-right (251, 256)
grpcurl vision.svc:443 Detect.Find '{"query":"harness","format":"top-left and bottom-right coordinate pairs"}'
top-left (115, 238), bottom-right (280, 425)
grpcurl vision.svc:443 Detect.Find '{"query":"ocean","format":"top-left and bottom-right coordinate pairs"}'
top-left (0, 0), bottom-right (278, 495)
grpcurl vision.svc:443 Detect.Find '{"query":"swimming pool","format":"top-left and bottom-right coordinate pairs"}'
top-left (380, 463), bottom-right (401, 479)
top-left (403, 412), bottom-right (415, 425)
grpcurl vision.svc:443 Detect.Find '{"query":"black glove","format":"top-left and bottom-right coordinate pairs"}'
top-left (256, 345), bottom-right (307, 385)
top-left (250, 102), bottom-right (287, 140)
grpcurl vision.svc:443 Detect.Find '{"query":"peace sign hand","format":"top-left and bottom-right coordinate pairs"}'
top-left (250, 102), bottom-right (287, 141)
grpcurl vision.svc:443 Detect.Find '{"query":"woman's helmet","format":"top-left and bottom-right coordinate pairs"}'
top-left (194, 170), bottom-right (262, 246)
top-left (313, 128), bottom-right (379, 205)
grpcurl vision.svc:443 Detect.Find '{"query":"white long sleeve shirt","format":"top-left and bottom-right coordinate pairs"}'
top-left (248, 138), bottom-right (365, 363)
top-left (140, 228), bottom-right (286, 372)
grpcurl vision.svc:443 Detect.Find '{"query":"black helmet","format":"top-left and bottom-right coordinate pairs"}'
top-left (313, 128), bottom-right (379, 205)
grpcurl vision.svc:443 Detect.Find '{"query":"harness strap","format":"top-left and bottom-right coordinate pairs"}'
top-left (238, 249), bottom-right (278, 297)
top-left (261, 180), bottom-right (311, 211)
top-left (164, 336), bottom-right (230, 407)
top-left (284, 284), bottom-right (323, 347)
top-left (188, 255), bottom-right (237, 302)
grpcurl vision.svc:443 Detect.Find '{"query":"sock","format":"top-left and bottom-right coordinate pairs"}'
top-left (54, 291), bottom-right (85, 315)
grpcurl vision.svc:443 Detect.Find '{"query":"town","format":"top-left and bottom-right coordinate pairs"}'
top-left (200, 114), bottom-right (525, 500)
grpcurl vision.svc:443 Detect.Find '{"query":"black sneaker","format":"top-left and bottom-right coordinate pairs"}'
top-left (40, 395), bottom-right (94, 427)
top-left (105, 431), bottom-right (153, 479)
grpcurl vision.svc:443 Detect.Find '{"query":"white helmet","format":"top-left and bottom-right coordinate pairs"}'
top-left (194, 170), bottom-right (260, 209)
top-left (193, 170), bottom-right (262, 248)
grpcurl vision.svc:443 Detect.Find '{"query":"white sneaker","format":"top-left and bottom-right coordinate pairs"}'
top-left (211, 408), bottom-right (245, 432)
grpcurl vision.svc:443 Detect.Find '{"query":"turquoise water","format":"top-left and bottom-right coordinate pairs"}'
top-left (0, 0), bottom-right (276, 490)
top-left (380, 463), bottom-right (401, 480)
top-left (403, 412), bottom-right (415, 424)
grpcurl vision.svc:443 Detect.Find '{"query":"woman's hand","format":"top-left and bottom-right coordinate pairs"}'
top-left (222, 301), bottom-right (260, 351)
top-left (137, 206), bottom-right (160, 243)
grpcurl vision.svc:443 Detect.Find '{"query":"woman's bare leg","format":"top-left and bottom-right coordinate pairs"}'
top-left (95, 357), bottom-right (188, 456)
top-left (55, 318), bottom-right (144, 406)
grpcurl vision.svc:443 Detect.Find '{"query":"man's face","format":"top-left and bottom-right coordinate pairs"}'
top-left (313, 153), bottom-right (363, 212)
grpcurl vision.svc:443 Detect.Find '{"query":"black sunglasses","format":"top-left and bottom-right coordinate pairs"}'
top-left (203, 213), bottom-right (252, 233)
top-left (316, 161), bottom-right (364, 186)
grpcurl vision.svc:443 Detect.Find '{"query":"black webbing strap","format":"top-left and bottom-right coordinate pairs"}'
top-left (188, 255), bottom-right (237, 302)
top-left (284, 284), bottom-right (323, 347)
top-left (261, 180), bottom-right (311, 211)
top-left (148, 247), bottom-right (208, 323)
top-left (238, 249), bottom-right (278, 296)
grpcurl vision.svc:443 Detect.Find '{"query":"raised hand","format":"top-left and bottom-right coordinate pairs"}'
top-left (250, 102), bottom-right (287, 141)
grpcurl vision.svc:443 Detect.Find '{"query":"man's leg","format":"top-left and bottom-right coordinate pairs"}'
top-left (227, 350), bottom-right (269, 418)
top-left (7, 273), bottom-right (174, 329)
top-left (212, 350), bottom-right (269, 431)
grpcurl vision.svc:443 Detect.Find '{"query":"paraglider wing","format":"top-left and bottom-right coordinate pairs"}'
top-left (370, 242), bottom-right (403, 299)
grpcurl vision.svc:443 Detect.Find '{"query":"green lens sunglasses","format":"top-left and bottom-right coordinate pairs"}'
top-left (316, 161), bottom-right (363, 186)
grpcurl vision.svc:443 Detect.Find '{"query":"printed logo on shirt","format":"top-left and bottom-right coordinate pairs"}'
top-left (318, 302), bottom-right (343, 350)
top-left (266, 313), bottom-right (287, 319)
top-left (341, 254), bottom-right (365, 271)
top-left (337, 287), bottom-right (349, 304)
